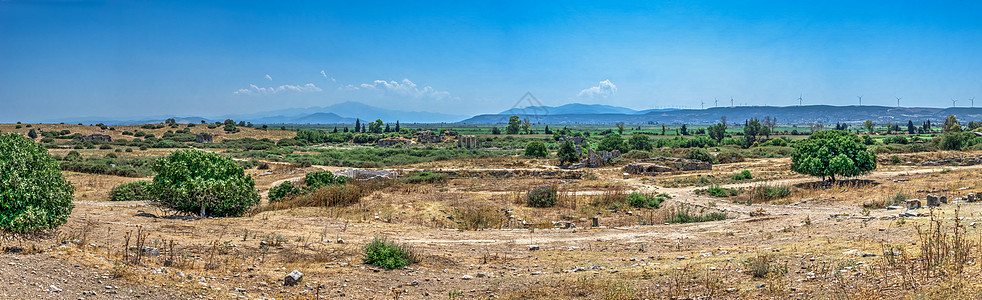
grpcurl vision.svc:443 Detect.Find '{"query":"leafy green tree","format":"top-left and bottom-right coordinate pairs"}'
top-left (707, 123), bottom-right (727, 144)
top-left (354, 119), bottom-right (361, 132)
top-left (628, 134), bottom-right (652, 151)
top-left (557, 140), bottom-right (579, 165)
top-left (743, 118), bottom-right (762, 147)
top-left (790, 130), bottom-right (876, 183)
top-left (368, 119), bottom-right (384, 133)
top-left (524, 141), bottom-right (548, 158)
top-left (0, 133), bottom-right (75, 232)
top-left (907, 120), bottom-right (916, 135)
top-left (150, 150), bottom-right (260, 217)
top-left (268, 181), bottom-right (299, 202)
top-left (597, 134), bottom-right (628, 152)
top-left (506, 116), bottom-right (521, 134)
top-left (27, 129), bottom-right (37, 139)
top-left (491, 127), bottom-right (501, 135)
top-left (616, 122), bottom-right (625, 135)
top-left (943, 114), bottom-right (961, 133)
top-left (863, 120), bottom-right (875, 134)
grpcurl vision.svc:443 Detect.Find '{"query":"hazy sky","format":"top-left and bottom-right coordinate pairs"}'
top-left (2, 1), bottom-right (982, 122)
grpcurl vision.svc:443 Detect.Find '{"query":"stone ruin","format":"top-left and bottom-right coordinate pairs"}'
top-left (377, 137), bottom-right (411, 148)
top-left (333, 168), bottom-right (397, 181)
top-left (458, 135), bottom-right (479, 149)
top-left (195, 133), bottom-right (214, 143)
top-left (622, 157), bottom-right (713, 175)
top-left (414, 130), bottom-right (443, 143)
top-left (558, 136), bottom-right (586, 145)
top-left (78, 134), bottom-right (111, 142)
top-left (570, 149), bottom-right (621, 168)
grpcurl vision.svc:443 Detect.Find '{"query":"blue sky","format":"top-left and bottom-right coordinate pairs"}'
top-left (2, 1), bottom-right (982, 122)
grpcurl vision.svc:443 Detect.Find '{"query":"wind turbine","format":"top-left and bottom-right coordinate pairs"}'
top-left (970, 97), bottom-right (976, 108)
top-left (951, 98), bottom-right (958, 107)
top-left (730, 97), bottom-right (734, 107)
top-left (857, 95), bottom-right (863, 106)
top-left (701, 99), bottom-right (705, 110)
top-left (797, 94), bottom-right (803, 106)
top-left (895, 97), bottom-right (902, 108)
top-left (714, 97), bottom-right (719, 107)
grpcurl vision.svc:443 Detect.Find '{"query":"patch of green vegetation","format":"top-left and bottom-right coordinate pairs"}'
top-left (108, 180), bottom-right (153, 201)
top-left (627, 192), bottom-right (670, 209)
top-left (695, 185), bottom-right (740, 197)
top-left (400, 172), bottom-right (447, 184)
top-left (526, 185), bottom-right (558, 208)
top-left (363, 237), bottom-right (418, 270)
top-left (731, 169), bottom-right (753, 181)
top-left (664, 207), bottom-right (729, 224)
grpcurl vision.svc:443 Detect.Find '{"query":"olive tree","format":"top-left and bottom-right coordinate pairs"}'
top-left (150, 150), bottom-right (259, 217)
top-left (790, 130), bottom-right (876, 183)
top-left (557, 140), bottom-right (579, 165)
top-left (524, 141), bottom-right (548, 158)
top-left (0, 133), bottom-right (75, 232)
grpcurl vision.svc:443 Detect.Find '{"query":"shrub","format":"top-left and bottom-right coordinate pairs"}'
top-left (268, 181), bottom-right (299, 202)
top-left (524, 141), bottom-right (548, 158)
top-left (696, 185), bottom-right (740, 197)
top-left (557, 140), bottom-right (580, 165)
top-left (685, 148), bottom-right (716, 164)
top-left (621, 150), bottom-right (651, 160)
top-left (0, 133), bottom-right (75, 232)
top-left (363, 237), bottom-right (419, 270)
top-left (731, 170), bottom-right (753, 181)
top-left (665, 207), bottom-right (729, 224)
top-left (304, 171), bottom-right (344, 190)
top-left (526, 185), bottom-right (558, 208)
top-left (742, 185), bottom-right (791, 202)
top-left (716, 150), bottom-right (745, 164)
top-left (598, 134), bottom-right (629, 153)
top-left (150, 150), bottom-right (260, 217)
top-left (400, 172), bottom-right (447, 184)
top-left (109, 180), bottom-right (153, 201)
top-left (627, 192), bottom-right (669, 209)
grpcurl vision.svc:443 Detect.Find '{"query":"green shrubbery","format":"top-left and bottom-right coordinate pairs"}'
top-left (731, 170), bottom-right (753, 181)
top-left (268, 181), bottom-right (300, 202)
top-left (665, 207), bottom-right (729, 224)
top-left (150, 150), bottom-right (260, 217)
top-left (526, 185), bottom-right (558, 208)
top-left (696, 185), bottom-right (740, 197)
top-left (400, 172), bottom-right (447, 184)
top-left (524, 141), bottom-right (548, 158)
top-left (685, 148), bottom-right (716, 163)
top-left (0, 133), bottom-right (75, 232)
top-left (363, 237), bottom-right (419, 270)
top-left (627, 192), bottom-right (670, 209)
top-left (109, 180), bottom-right (153, 201)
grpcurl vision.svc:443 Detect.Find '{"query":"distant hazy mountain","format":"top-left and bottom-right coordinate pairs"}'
top-left (229, 101), bottom-right (467, 124)
top-left (461, 105), bottom-right (982, 125)
top-left (500, 103), bottom-right (639, 115)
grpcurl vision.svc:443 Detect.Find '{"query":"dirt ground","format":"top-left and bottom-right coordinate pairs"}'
top-left (4, 151), bottom-right (982, 299)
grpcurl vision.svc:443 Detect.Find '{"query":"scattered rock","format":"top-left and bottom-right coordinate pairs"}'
top-left (528, 245), bottom-right (539, 251)
top-left (460, 275), bottom-right (473, 280)
top-left (284, 270), bottom-right (303, 286)
top-left (906, 199), bottom-right (921, 210)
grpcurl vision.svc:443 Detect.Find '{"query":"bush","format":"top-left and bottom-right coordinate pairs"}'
top-left (696, 185), bottom-right (740, 197)
top-left (150, 150), bottom-right (260, 217)
top-left (526, 185), bottom-right (558, 208)
top-left (731, 170), bottom-right (753, 181)
top-left (665, 207), bottom-right (729, 224)
top-left (627, 192), bottom-right (669, 209)
top-left (742, 185), bottom-right (791, 202)
top-left (621, 150), bottom-right (651, 160)
top-left (363, 237), bottom-right (418, 270)
top-left (716, 150), bottom-right (745, 164)
top-left (304, 171), bottom-right (344, 190)
top-left (268, 181), bottom-right (299, 202)
top-left (0, 133), bottom-right (75, 232)
top-left (524, 141), bottom-right (548, 158)
top-left (400, 172), bottom-right (447, 184)
top-left (109, 181), bottom-right (153, 201)
top-left (685, 148), bottom-right (716, 164)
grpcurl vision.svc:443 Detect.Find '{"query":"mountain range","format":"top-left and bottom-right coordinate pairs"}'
top-left (39, 102), bottom-right (982, 125)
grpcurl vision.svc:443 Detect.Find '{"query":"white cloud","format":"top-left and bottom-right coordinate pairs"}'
top-left (265, 74), bottom-right (272, 81)
top-left (577, 79), bottom-right (617, 98)
top-left (234, 83), bottom-right (322, 95)
top-left (356, 78), bottom-right (451, 99)
top-left (320, 70), bottom-right (336, 82)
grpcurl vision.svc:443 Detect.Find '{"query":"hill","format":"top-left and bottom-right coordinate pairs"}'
top-left (460, 105), bottom-right (982, 125)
